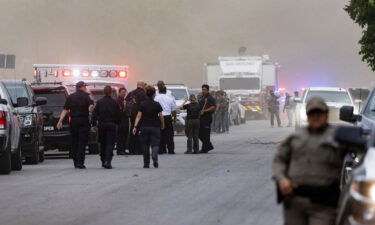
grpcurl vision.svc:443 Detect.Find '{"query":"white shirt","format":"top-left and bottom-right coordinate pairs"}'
top-left (156, 89), bottom-right (172, 97)
top-left (155, 93), bottom-right (177, 116)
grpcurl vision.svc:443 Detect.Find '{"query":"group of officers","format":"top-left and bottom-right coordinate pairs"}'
top-left (57, 80), bottom-right (217, 169)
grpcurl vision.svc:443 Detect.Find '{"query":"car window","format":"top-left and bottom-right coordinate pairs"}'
top-left (305, 91), bottom-right (351, 104)
top-left (34, 89), bottom-right (67, 107)
top-left (363, 91), bottom-right (375, 119)
top-left (4, 83), bottom-right (31, 106)
top-left (169, 89), bottom-right (188, 100)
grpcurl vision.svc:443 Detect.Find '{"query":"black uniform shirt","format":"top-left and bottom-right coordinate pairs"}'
top-left (64, 90), bottom-right (94, 119)
top-left (138, 99), bottom-right (163, 127)
top-left (199, 94), bottom-right (216, 120)
top-left (125, 87), bottom-right (147, 117)
top-left (91, 96), bottom-right (120, 126)
top-left (183, 102), bottom-right (201, 120)
top-left (118, 97), bottom-right (129, 120)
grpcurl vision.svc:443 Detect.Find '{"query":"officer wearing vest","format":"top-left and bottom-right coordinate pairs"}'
top-left (273, 97), bottom-right (361, 225)
top-left (181, 94), bottom-right (202, 154)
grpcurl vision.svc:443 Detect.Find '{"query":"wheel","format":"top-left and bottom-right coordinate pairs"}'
top-left (11, 146), bottom-right (22, 171)
top-left (0, 143), bottom-right (11, 174)
top-left (39, 151), bottom-right (45, 162)
top-left (88, 144), bottom-right (100, 155)
top-left (25, 141), bottom-right (40, 164)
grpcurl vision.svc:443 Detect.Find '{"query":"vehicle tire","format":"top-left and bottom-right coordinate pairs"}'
top-left (0, 144), bottom-right (11, 174)
top-left (25, 141), bottom-right (40, 165)
top-left (88, 144), bottom-right (100, 155)
top-left (11, 146), bottom-right (22, 171)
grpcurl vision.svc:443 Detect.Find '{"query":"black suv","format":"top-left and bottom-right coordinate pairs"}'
top-left (32, 83), bottom-right (71, 153)
top-left (2, 80), bottom-right (47, 164)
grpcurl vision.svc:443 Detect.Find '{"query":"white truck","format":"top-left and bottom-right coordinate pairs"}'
top-left (205, 56), bottom-right (278, 120)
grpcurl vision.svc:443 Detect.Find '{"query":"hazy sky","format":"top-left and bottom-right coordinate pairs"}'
top-left (0, 0), bottom-right (373, 90)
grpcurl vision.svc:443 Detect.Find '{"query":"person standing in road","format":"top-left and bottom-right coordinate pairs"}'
top-left (198, 84), bottom-right (216, 153)
top-left (91, 86), bottom-right (120, 169)
top-left (155, 86), bottom-right (177, 155)
top-left (126, 81), bottom-right (147, 155)
top-left (214, 91), bottom-right (224, 133)
top-left (267, 90), bottom-right (282, 128)
top-left (133, 86), bottom-right (165, 168)
top-left (283, 93), bottom-right (293, 127)
top-left (181, 94), bottom-right (201, 154)
top-left (273, 97), bottom-right (361, 225)
top-left (117, 87), bottom-right (130, 155)
top-left (223, 92), bottom-right (230, 133)
top-left (57, 81), bottom-right (94, 169)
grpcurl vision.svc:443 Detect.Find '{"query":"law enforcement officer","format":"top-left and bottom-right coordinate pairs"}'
top-left (57, 81), bottom-right (94, 169)
top-left (126, 81), bottom-right (147, 155)
top-left (198, 84), bottom-right (216, 153)
top-left (267, 90), bottom-right (282, 127)
top-left (181, 94), bottom-right (201, 154)
top-left (273, 97), bottom-right (361, 225)
top-left (117, 87), bottom-right (130, 155)
top-left (91, 86), bottom-right (120, 169)
top-left (155, 86), bottom-right (177, 154)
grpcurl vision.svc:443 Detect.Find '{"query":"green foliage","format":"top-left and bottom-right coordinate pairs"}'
top-left (345, 0), bottom-right (375, 71)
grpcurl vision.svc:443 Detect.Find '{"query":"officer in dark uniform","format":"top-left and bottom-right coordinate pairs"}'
top-left (57, 81), bottom-right (94, 169)
top-left (125, 81), bottom-right (147, 155)
top-left (198, 84), bottom-right (216, 153)
top-left (116, 87), bottom-right (129, 155)
top-left (91, 86), bottom-right (120, 169)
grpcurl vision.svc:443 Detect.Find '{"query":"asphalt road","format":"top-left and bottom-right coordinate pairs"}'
top-left (0, 120), bottom-right (292, 225)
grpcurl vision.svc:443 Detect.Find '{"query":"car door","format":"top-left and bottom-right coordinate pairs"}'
top-left (358, 89), bottom-right (375, 130)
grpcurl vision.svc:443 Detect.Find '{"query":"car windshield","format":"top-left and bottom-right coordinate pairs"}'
top-left (220, 77), bottom-right (260, 90)
top-left (305, 91), bottom-right (351, 104)
top-left (3, 83), bottom-right (31, 106)
top-left (169, 89), bottom-right (188, 100)
top-left (34, 89), bottom-right (67, 107)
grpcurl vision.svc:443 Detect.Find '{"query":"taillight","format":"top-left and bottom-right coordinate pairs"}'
top-left (0, 111), bottom-right (6, 130)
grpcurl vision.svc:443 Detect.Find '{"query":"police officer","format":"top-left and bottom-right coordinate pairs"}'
top-left (126, 81), bottom-right (147, 155)
top-left (57, 81), bottom-right (94, 169)
top-left (155, 86), bottom-right (177, 154)
top-left (117, 87), bottom-right (130, 155)
top-left (273, 97), bottom-right (361, 225)
top-left (91, 86), bottom-right (120, 169)
top-left (198, 84), bottom-right (216, 153)
top-left (267, 90), bottom-right (281, 127)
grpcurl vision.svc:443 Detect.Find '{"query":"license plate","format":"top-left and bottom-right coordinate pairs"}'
top-left (44, 126), bottom-right (54, 131)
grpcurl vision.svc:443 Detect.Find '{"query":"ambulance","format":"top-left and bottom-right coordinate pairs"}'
top-left (32, 64), bottom-right (129, 154)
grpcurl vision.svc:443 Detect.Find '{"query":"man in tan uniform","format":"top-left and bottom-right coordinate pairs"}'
top-left (273, 97), bottom-right (360, 225)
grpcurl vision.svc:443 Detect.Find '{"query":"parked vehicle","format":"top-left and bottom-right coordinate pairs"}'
top-left (2, 80), bottom-right (47, 164)
top-left (0, 82), bottom-right (22, 174)
top-left (334, 126), bottom-right (374, 225)
top-left (32, 83), bottom-right (71, 152)
top-left (295, 87), bottom-right (355, 128)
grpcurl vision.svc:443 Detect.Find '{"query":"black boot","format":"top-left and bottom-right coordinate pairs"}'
top-left (103, 161), bottom-right (112, 169)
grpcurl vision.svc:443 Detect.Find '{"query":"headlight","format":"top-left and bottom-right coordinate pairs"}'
top-left (18, 114), bottom-right (35, 127)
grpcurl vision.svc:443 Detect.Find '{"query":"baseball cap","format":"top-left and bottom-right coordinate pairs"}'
top-left (306, 97), bottom-right (329, 115)
top-left (76, 81), bottom-right (88, 89)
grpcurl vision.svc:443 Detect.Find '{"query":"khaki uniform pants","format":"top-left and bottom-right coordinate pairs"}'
top-left (283, 196), bottom-right (336, 225)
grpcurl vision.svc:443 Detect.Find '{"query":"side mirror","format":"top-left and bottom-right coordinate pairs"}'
top-left (294, 97), bottom-right (302, 103)
top-left (16, 97), bottom-right (29, 107)
top-left (0, 99), bottom-right (7, 105)
top-left (340, 106), bottom-right (359, 123)
top-left (34, 97), bottom-right (47, 106)
top-left (335, 126), bottom-right (367, 150)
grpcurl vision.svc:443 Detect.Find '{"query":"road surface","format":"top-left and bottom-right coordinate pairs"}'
top-left (0, 120), bottom-right (292, 225)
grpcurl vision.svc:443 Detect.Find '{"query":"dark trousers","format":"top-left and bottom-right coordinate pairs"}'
top-left (129, 116), bottom-right (142, 154)
top-left (69, 118), bottom-right (89, 165)
top-left (117, 118), bottom-right (130, 152)
top-left (270, 110), bottom-right (281, 126)
top-left (160, 116), bottom-right (174, 154)
top-left (199, 117), bottom-right (213, 151)
top-left (140, 127), bottom-right (160, 166)
top-left (185, 119), bottom-right (200, 153)
top-left (98, 122), bottom-right (117, 163)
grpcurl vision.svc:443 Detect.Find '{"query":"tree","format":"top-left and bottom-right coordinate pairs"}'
top-left (345, 0), bottom-right (375, 71)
